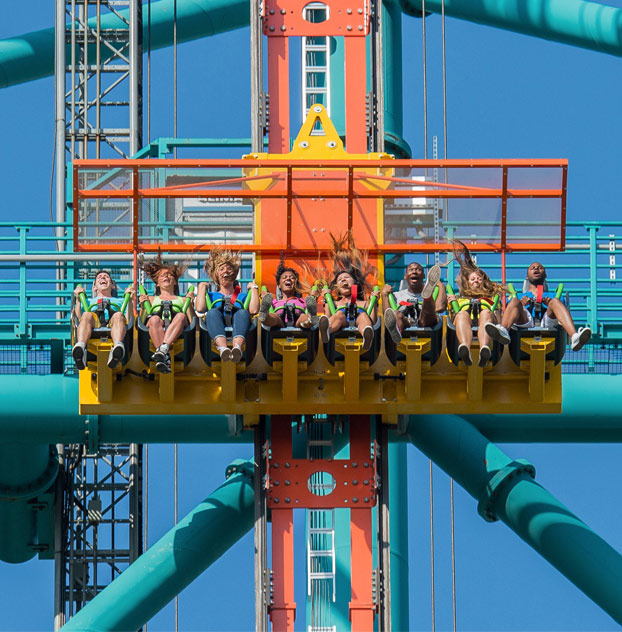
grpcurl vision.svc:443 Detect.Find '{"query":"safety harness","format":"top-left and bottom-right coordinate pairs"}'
top-left (507, 282), bottom-right (564, 327)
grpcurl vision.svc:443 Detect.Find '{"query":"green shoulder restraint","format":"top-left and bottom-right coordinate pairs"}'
top-left (323, 288), bottom-right (337, 315)
top-left (182, 285), bottom-right (195, 313)
top-left (139, 285), bottom-right (152, 318)
top-left (366, 286), bottom-right (380, 316)
top-left (77, 287), bottom-right (89, 313)
top-left (445, 282), bottom-right (461, 314)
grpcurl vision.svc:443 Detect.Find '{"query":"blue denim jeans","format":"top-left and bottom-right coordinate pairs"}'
top-left (205, 307), bottom-right (251, 340)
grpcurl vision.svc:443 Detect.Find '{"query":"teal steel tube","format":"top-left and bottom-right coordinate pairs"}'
top-left (388, 440), bottom-right (409, 631)
top-left (399, 0), bottom-right (622, 57)
top-left (3, 374), bottom-right (622, 443)
top-left (0, 443), bottom-right (58, 563)
top-left (0, 0), bottom-right (248, 89)
top-left (406, 414), bottom-right (622, 624)
top-left (61, 460), bottom-right (254, 631)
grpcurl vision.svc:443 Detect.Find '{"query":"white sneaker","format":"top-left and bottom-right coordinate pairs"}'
top-left (422, 264), bottom-right (441, 300)
top-left (107, 342), bottom-right (125, 369)
top-left (571, 327), bottom-right (592, 351)
top-left (72, 343), bottom-right (87, 371)
top-left (362, 326), bottom-right (374, 351)
top-left (319, 315), bottom-right (330, 343)
top-left (231, 345), bottom-right (243, 363)
top-left (219, 347), bottom-right (232, 362)
top-left (485, 322), bottom-right (510, 345)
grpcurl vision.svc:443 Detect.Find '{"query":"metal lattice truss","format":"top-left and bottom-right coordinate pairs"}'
top-left (60, 444), bottom-right (142, 619)
top-left (64, 0), bottom-right (140, 160)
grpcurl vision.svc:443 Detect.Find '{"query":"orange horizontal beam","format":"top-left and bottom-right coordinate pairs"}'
top-left (74, 242), bottom-right (564, 254)
top-left (74, 158), bottom-right (568, 168)
top-left (78, 188), bottom-right (563, 200)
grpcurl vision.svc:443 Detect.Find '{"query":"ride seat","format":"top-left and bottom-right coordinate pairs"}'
top-left (446, 317), bottom-right (503, 367)
top-left (385, 318), bottom-right (443, 366)
top-left (136, 315), bottom-right (196, 368)
top-left (324, 317), bottom-right (381, 365)
top-left (198, 316), bottom-right (257, 366)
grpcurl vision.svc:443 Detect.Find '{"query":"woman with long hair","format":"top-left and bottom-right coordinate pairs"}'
top-left (139, 256), bottom-right (194, 373)
top-left (258, 259), bottom-right (319, 329)
top-left (448, 240), bottom-right (505, 367)
top-left (317, 233), bottom-right (379, 351)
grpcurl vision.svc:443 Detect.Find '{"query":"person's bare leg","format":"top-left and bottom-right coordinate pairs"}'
top-left (501, 298), bottom-right (526, 328)
top-left (162, 313), bottom-right (188, 345)
top-left (478, 310), bottom-right (494, 348)
top-left (109, 312), bottom-right (126, 344)
top-left (329, 311), bottom-right (347, 334)
top-left (419, 297), bottom-right (438, 327)
top-left (263, 312), bottom-right (285, 328)
top-left (147, 316), bottom-right (165, 348)
top-left (77, 312), bottom-right (95, 344)
top-left (454, 311), bottom-right (473, 365)
top-left (356, 312), bottom-right (374, 351)
top-left (546, 298), bottom-right (577, 337)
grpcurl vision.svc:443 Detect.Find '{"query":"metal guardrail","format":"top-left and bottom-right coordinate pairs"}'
top-left (0, 220), bottom-right (620, 342)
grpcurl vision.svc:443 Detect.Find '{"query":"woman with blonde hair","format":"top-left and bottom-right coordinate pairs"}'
top-left (447, 240), bottom-right (505, 367)
top-left (195, 247), bottom-right (259, 362)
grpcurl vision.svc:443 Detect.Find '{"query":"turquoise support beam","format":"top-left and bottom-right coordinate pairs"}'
top-left (3, 374), bottom-right (622, 444)
top-left (399, 0), bottom-right (622, 58)
top-left (0, 0), bottom-right (248, 89)
top-left (61, 460), bottom-right (255, 631)
top-left (0, 443), bottom-right (58, 563)
top-left (405, 414), bottom-right (622, 624)
top-left (388, 440), bottom-right (409, 631)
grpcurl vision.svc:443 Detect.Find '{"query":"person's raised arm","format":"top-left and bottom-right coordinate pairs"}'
top-left (194, 281), bottom-right (209, 312)
top-left (246, 282), bottom-right (260, 315)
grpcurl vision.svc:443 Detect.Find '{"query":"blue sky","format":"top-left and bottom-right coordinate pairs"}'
top-left (1, 3), bottom-right (622, 631)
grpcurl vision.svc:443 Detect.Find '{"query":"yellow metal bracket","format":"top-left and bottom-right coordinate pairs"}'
top-left (272, 338), bottom-right (308, 401)
top-left (398, 337), bottom-right (431, 401)
top-left (334, 338), bottom-right (367, 400)
top-left (520, 337), bottom-right (556, 401)
top-left (87, 339), bottom-right (114, 403)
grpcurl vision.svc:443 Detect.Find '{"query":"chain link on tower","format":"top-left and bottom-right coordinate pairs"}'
top-left (54, 1), bottom-right (143, 628)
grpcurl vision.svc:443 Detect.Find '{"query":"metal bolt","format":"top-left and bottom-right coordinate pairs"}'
top-left (269, 26), bottom-right (275, 31)
top-left (285, 462), bottom-right (291, 468)
top-left (281, 25), bottom-right (286, 31)
top-left (274, 480), bottom-right (280, 486)
top-left (269, 8), bottom-right (275, 14)
top-left (285, 480), bottom-right (290, 486)
top-left (352, 461), bottom-right (358, 468)
top-left (363, 462), bottom-right (369, 468)
top-left (347, 25), bottom-right (352, 31)
top-left (274, 497), bottom-right (279, 503)
top-left (353, 479), bottom-right (358, 485)
top-left (352, 497), bottom-right (359, 503)
top-left (358, 8), bottom-right (363, 13)
top-left (347, 8), bottom-right (352, 13)
top-left (281, 8), bottom-right (286, 13)
top-left (363, 479), bottom-right (369, 485)
top-left (274, 463), bottom-right (279, 468)
top-left (364, 497), bottom-right (369, 503)
top-left (357, 25), bottom-right (363, 30)
top-left (285, 497), bottom-right (291, 503)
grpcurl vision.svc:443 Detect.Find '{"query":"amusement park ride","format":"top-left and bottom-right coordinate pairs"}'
top-left (2, 0), bottom-right (622, 631)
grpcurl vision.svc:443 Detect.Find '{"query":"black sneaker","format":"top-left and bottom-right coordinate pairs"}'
top-left (458, 343), bottom-right (473, 366)
top-left (107, 343), bottom-right (125, 369)
top-left (478, 345), bottom-right (491, 368)
top-left (362, 326), bottom-right (374, 351)
top-left (155, 352), bottom-right (172, 373)
top-left (384, 308), bottom-right (402, 344)
top-left (72, 343), bottom-right (87, 371)
top-left (258, 293), bottom-right (273, 323)
top-left (305, 295), bottom-right (319, 327)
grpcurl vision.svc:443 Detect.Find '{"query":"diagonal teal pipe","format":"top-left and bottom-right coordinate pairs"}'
top-left (3, 0), bottom-right (622, 89)
top-left (405, 414), bottom-right (622, 624)
top-left (61, 459), bottom-right (255, 631)
top-left (399, 0), bottom-right (622, 57)
top-left (0, 0), bottom-right (248, 89)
